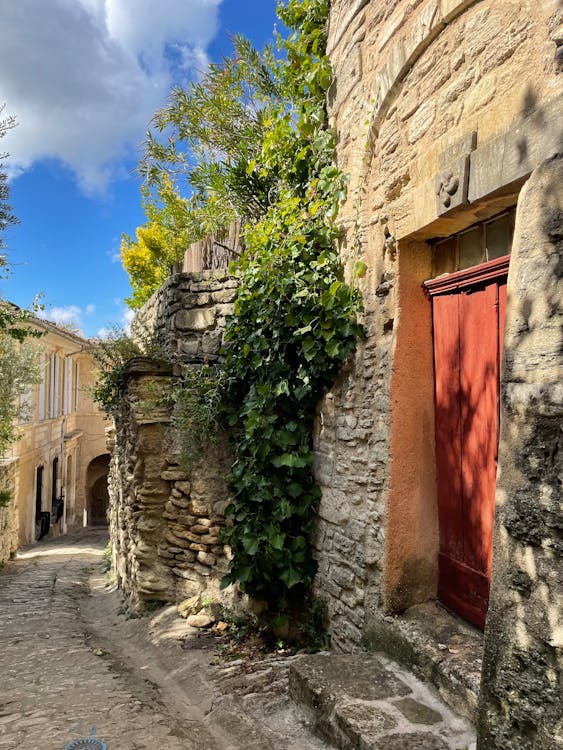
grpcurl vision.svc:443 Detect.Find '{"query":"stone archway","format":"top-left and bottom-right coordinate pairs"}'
top-left (85, 454), bottom-right (110, 526)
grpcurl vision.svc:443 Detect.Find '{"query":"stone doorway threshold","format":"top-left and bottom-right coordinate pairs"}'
top-left (362, 601), bottom-right (484, 723)
top-left (289, 652), bottom-right (476, 750)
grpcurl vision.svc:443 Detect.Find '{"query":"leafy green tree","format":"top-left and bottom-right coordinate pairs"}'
top-left (0, 107), bottom-right (26, 338)
top-left (0, 107), bottom-right (44, 454)
top-left (0, 105), bottom-right (17, 268)
top-left (120, 177), bottom-right (192, 308)
top-left (0, 107), bottom-right (42, 340)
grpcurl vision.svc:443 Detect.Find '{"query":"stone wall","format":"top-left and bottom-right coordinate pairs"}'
top-left (131, 269), bottom-right (239, 364)
top-left (314, 0), bottom-right (563, 650)
top-left (0, 459), bottom-right (19, 565)
top-left (477, 156), bottom-right (562, 749)
top-left (109, 271), bottom-right (237, 610)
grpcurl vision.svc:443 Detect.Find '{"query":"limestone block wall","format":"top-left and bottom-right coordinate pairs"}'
top-left (0, 459), bottom-right (19, 565)
top-left (477, 157), bottom-right (562, 749)
top-left (131, 270), bottom-right (238, 363)
top-left (314, 0), bottom-right (563, 649)
top-left (109, 272), bottom-right (237, 610)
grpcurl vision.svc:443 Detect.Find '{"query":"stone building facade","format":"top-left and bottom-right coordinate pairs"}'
top-left (312, 1), bottom-right (562, 748)
top-left (0, 318), bottom-right (108, 549)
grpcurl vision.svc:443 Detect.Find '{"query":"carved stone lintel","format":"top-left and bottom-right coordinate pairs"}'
top-left (435, 131), bottom-right (477, 216)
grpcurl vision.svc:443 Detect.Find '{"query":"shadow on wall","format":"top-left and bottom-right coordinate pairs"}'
top-left (476, 88), bottom-right (563, 749)
top-left (86, 454), bottom-right (111, 527)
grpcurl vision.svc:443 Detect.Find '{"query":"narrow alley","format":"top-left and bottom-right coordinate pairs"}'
top-left (0, 530), bottom-right (328, 750)
top-left (0, 530), bottom-right (478, 750)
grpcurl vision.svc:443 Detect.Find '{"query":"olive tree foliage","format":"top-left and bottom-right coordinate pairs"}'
top-left (0, 335), bottom-right (42, 455)
top-left (0, 106), bottom-right (17, 260)
top-left (120, 35), bottom-right (280, 309)
top-left (0, 106), bottom-right (39, 340)
top-left (0, 106), bottom-right (42, 456)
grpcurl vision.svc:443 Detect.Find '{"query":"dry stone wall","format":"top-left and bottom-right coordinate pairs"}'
top-left (0, 460), bottom-right (18, 565)
top-left (109, 272), bottom-right (237, 611)
top-left (131, 269), bottom-right (239, 364)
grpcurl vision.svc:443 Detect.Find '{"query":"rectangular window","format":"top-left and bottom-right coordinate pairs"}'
top-left (49, 354), bottom-right (61, 419)
top-left (63, 357), bottom-right (73, 415)
top-left (38, 354), bottom-right (47, 421)
top-left (19, 387), bottom-right (33, 424)
top-left (73, 361), bottom-right (80, 412)
top-left (431, 209), bottom-right (515, 278)
top-left (485, 213), bottom-right (514, 261)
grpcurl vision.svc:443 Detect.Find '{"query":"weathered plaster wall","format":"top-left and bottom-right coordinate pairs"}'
top-left (314, 0), bottom-right (563, 649)
top-left (477, 156), bottom-right (562, 750)
top-left (109, 272), bottom-right (237, 610)
top-left (0, 460), bottom-right (18, 565)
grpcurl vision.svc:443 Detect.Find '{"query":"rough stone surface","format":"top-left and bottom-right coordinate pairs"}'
top-left (108, 273), bottom-right (238, 612)
top-left (363, 601), bottom-right (483, 722)
top-left (477, 156), bottom-right (563, 750)
top-left (131, 269), bottom-right (237, 364)
top-left (315, 0), bottom-right (563, 656)
top-left (0, 530), bottom-right (331, 750)
top-left (289, 652), bottom-right (475, 750)
top-left (0, 460), bottom-right (18, 565)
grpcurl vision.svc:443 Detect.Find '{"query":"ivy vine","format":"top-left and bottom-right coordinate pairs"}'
top-left (220, 0), bottom-right (364, 613)
top-left (114, 0), bottom-right (364, 617)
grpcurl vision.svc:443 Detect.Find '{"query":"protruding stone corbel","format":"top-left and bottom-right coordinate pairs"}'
top-left (435, 131), bottom-right (477, 216)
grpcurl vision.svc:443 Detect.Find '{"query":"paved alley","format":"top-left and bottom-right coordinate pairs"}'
top-left (0, 530), bottom-right (328, 750)
top-left (0, 530), bottom-right (476, 750)
top-left (0, 530), bottom-right (218, 750)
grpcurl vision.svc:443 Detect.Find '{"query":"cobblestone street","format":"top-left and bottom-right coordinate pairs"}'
top-left (0, 530), bottom-right (326, 750)
top-left (0, 530), bottom-right (477, 750)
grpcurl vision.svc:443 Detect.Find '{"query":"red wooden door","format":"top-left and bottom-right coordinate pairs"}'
top-left (426, 257), bottom-right (509, 629)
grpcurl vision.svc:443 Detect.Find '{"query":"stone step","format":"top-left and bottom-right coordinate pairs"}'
top-left (363, 601), bottom-right (483, 722)
top-left (289, 653), bottom-right (475, 750)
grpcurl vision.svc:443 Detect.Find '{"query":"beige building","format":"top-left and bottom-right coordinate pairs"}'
top-left (1, 317), bottom-right (109, 549)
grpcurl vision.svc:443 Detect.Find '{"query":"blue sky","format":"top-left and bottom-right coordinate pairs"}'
top-left (1, 0), bottom-right (279, 337)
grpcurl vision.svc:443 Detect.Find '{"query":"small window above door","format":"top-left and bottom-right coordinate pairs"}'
top-left (432, 210), bottom-right (515, 278)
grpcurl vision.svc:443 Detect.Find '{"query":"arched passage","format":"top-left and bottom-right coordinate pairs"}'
top-left (85, 454), bottom-right (110, 526)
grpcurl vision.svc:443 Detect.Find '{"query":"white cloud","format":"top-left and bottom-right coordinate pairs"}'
top-left (43, 305), bottom-right (85, 333)
top-left (120, 307), bottom-right (135, 332)
top-left (0, 0), bottom-right (222, 193)
top-left (85, 304), bottom-right (96, 315)
top-left (94, 300), bottom-right (135, 338)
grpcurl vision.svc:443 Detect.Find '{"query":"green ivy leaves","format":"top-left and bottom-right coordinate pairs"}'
top-left (220, 0), bottom-right (363, 613)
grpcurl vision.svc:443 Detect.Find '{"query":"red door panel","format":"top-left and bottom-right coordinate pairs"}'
top-left (459, 283), bottom-right (498, 577)
top-left (426, 257), bottom-right (509, 630)
top-left (438, 554), bottom-right (489, 630)
top-left (432, 293), bottom-right (463, 561)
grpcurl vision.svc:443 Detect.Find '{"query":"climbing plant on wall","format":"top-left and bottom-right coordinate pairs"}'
top-left (219, 0), bottom-right (363, 613)
top-left (134, 0), bottom-right (364, 616)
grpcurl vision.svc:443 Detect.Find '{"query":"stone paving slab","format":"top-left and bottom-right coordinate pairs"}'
top-left (289, 653), bottom-right (476, 750)
top-left (363, 603), bottom-right (484, 722)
